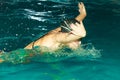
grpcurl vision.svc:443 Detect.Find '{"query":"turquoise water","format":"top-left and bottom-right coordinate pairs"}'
top-left (0, 0), bottom-right (120, 80)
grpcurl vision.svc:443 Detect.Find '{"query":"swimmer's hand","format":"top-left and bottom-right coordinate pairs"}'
top-left (78, 2), bottom-right (87, 16)
top-left (75, 2), bottom-right (87, 21)
top-left (70, 22), bottom-right (86, 37)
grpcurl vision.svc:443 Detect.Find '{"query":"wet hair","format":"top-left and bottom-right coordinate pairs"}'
top-left (60, 18), bottom-right (80, 33)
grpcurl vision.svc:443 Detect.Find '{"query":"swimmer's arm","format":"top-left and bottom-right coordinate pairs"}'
top-left (75, 2), bottom-right (87, 21)
top-left (24, 27), bottom-right (61, 49)
top-left (55, 32), bottom-right (81, 43)
top-left (55, 23), bottom-right (86, 43)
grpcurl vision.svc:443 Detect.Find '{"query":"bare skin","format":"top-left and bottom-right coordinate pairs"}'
top-left (25, 2), bottom-right (87, 52)
top-left (0, 2), bottom-right (87, 63)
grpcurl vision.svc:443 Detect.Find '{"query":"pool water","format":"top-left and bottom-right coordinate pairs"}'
top-left (0, 0), bottom-right (120, 80)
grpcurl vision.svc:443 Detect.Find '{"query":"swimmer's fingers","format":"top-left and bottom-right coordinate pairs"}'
top-left (75, 22), bottom-right (81, 27)
top-left (78, 2), bottom-right (82, 13)
top-left (78, 2), bottom-right (86, 16)
top-left (78, 2), bottom-right (82, 9)
top-left (70, 22), bottom-right (81, 33)
top-left (81, 3), bottom-right (86, 15)
top-left (70, 23), bottom-right (78, 30)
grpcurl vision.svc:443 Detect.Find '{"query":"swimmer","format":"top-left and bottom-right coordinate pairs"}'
top-left (25, 2), bottom-right (87, 52)
top-left (0, 2), bottom-right (87, 63)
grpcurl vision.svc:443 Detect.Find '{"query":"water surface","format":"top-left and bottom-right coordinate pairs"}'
top-left (0, 0), bottom-right (120, 80)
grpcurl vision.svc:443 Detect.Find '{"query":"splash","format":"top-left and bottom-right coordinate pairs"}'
top-left (0, 43), bottom-right (101, 64)
top-left (36, 43), bottom-right (101, 62)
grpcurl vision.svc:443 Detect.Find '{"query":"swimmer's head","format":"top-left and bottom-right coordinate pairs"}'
top-left (60, 19), bottom-right (80, 33)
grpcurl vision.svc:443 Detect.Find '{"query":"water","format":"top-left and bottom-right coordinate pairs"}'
top-left (0, 0), bottom-right (120, 80)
